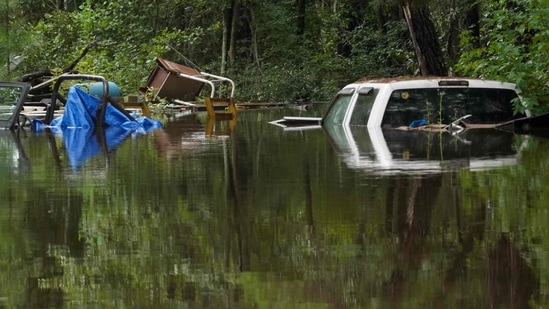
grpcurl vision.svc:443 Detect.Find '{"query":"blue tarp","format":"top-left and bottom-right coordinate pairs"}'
top-left (48, 86), bottom-right (162, 131)
top-left (33, 86), bottom-right (162, 168)
top-left (409, 118), bottom-right (428, 128)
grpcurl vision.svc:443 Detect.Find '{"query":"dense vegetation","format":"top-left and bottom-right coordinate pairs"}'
top-left (0, 0), bottom-right (548, 113)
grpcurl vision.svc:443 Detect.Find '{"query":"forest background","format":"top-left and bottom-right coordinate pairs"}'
top-left (0, 0), bottom-right (548, 114)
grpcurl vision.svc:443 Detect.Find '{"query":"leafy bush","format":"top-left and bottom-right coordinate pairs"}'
top-left (456, 0), bottom-right (549, 114)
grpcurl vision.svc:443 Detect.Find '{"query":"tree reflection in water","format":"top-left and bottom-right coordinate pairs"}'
top-left (0, 109), bottom-right (546, 307)
top-left (488, 235), bottom-right (539, 308)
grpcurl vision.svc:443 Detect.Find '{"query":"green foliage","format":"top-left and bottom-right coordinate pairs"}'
top-left (456, 0), bottom-right (549, 114)
top-left (19, 1), bottom-right (217, 95)
top-left (18, 11), bottom-right (82, 73)
top-left (6, 0), bottom-right (549, 108)
top-left (0, 0), bottom-right (32, 79)
top-left (244, 0), bottom-right (298, 63)
top-left (345, 20), bottom-right (413, 78)
top-left (237, 57), bottom-right (345, 103)
top-left (9, 0), bottom-right (414, 102)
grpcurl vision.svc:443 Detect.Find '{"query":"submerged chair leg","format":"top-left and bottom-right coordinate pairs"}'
top-left (204, 97), bottom-right (237, 120)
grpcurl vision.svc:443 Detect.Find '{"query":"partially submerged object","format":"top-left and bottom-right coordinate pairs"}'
top-left (271, 77), bottom-right (544, 174)
top-left (142, 58), bottom-right (237, 121)
top-left (270, 77), bottom-right (543, 133)
top-left (18, 74), bottom-right (159, 128)
top-left (0, 73), bottom-right (162, 130)
top-left (0, 82), bottom-right (31, 129)
top-left (1, 73), bottom-right (163, 168)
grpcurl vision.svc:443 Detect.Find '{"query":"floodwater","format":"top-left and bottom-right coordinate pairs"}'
top-left (1, 106), bottom-right (549, 308)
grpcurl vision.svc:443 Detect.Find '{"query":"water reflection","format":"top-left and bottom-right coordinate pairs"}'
top-left (153, 114), bottom-right (232, 159)
top-left (488, 235), bottom-right (539, 308)
top-left (323, 122), bottom-right (540, 308)
top-left (325, 125), bottom-right (524, 174)
top-left (60, 126), bottom-right (133, 168)
top-left (0, 129), bottom-right (29, 172)
top-left (0, 109), bottom-right (547, 308)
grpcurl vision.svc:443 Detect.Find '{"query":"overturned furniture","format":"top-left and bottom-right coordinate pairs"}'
top-left (141, 58), bottom-right (237, 121)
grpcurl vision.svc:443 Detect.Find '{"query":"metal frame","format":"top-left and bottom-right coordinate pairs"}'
top-left (0, 82), bottom-right (31, 129)
top-left (172, 71), bottom-right (235, 106)
top-left (46, 73), bottom-right (134, 126)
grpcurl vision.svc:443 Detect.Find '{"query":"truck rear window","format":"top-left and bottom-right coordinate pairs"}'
top-left (381, 88), bottom-right (524, 128)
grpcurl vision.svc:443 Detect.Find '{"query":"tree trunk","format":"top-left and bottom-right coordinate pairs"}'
top-left (221, 8), bottom-right (230, 75)
top-left (57, 0), bottom-right (66, 10)
top-left (446, 0), bottom-right (459, 68)
top-left (402, 1), bottom-right (447, 76)
top-left (228, 0), bottom-right (240, 68)
top-left (376, 4), bottom-right (387, 35)
top-left (248, 3), bottom-right (260, 68)
top-left (296, 0), bottom-right (306, 36)
top-left (464, 0), bottom-right (480, 48)
top-left (5, 0), bottom-right (10, 76)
